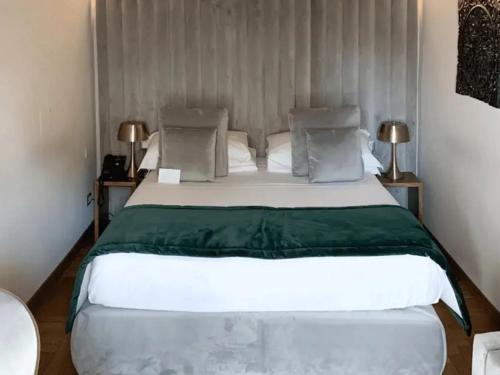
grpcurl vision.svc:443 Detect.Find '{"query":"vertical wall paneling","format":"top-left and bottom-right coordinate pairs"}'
top-left (122, 0), bottom-right (140, 120)
top-left (325, 0), bottom-right (343, 108)
top-left (154, 0), bottom-right (170, 111)
top-left (406, 0), bottom-right (419, 172)
top-left (373, 0), bottom-right (392, 164)
top-left (138, 0), bottom-right (156, 138)
top-left (263, 0), bottom-right (280, 137)
top-left (97, 0), bottom-right (419, 169)
top-left (200, 0), bottom-right (217, 107)
top-left (391, 0), bottom-right (408, 171)
top-left (311, 0), bottom-right (327, 107)
top-left (294, 0), bottom-right (311, 108)
top-left (96, 0), bottom-right (108, 164)
top-left (171, 0), bottom-right (187, 106)
top-left (359, 0), bottom-right (376, 137)
top-left (216, 0), bottom-right (234, 117)
top-left (233, 0), bottom-right (248, 131)
top-left (105, 0), bottom-right (126, 155)
top-left (247, 0), bottom-right (265, 150)
top-left (278, 0), bottom-right (295, 130)
top-left (342, 0), bottom-right (359, 106)
top-left (185, 0), bottom-right (202, 107)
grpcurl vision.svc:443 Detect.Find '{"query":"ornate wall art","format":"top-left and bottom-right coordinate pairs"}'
top-left (457, 0), bottom-right (500, 107)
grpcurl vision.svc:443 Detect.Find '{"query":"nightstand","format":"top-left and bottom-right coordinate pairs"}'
top-left (377, 172), bottom-right (424, 222)
top-left (94, 179), bottom-right (137, 242)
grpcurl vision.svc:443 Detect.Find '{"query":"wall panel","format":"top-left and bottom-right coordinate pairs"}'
top-left (97, 0), bottom-right (419, 162)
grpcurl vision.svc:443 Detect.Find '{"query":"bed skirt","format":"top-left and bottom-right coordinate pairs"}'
top-left (71, 303), bottom-right (446, 375)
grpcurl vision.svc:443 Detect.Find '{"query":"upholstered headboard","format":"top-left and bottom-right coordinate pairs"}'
top-left (96, 0), bottom-right (419, 172)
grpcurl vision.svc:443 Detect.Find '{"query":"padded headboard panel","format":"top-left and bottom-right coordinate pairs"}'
top-left (96, 0), bottom-right (419, 171)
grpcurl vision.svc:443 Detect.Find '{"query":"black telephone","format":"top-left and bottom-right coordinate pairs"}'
top-left (100, 154), bottom-right (127, 182)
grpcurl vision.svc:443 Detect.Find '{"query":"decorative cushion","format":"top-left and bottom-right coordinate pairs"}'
top-left (160, 127), bottom-right (217, 182)
top-left (160, 107), bottom-right (229, 177)
top-left (289, 106), bottom-right (361, 176)
top-left (305, 127), bottom-right (363, 183)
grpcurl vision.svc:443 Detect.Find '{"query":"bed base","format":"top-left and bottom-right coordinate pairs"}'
top-left (71, 303), bottom-right (446, 375)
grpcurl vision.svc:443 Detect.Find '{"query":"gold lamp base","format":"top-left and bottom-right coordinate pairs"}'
top-left (385, 166), bottom-right (404, 181)
top-left (385, 143), bottom-right (404, 181)
top-left (127, 142), bottom-right (138, 179)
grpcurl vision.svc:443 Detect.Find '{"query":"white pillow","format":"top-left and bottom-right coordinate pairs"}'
top-left (228, 131), bottom-right (252, 163)
top-left (267, 132), bottom-right (292, 173)
top-left (228, 131), bottom-right (258, 173)
top-left (228, 130), bottom-right (249, 146)
top-left (139, 131), bottom-right (159, 170)
top-left (359, 129), bottom-right (384, 175)
top-left (139, 129), bottom-right (384, 175)
top-left (268, 158), bottom-right (291, 174)
top-left (141, 131), bottom-right (157, 149)
top-left (229, 147), bottom-right (258, 173)
top-left (139, 130), bottom-right (255, 171)
top-left (266, 130), bottom-right (383, 175)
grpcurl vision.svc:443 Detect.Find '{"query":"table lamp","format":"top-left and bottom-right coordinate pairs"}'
top-left (377, 121), bottom-right (410, 181)
top-left (118, 121), bottom-right (149, 179)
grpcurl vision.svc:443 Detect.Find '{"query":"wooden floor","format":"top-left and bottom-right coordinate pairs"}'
top-left (30, 229), bottom-right (500, 375)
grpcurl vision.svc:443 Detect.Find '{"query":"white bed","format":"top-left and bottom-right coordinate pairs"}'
top-left (71, 163), bottom-right (452, 374)
top-left (82, 164), bottom-right (460, 318)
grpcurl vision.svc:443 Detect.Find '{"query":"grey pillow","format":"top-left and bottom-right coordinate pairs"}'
top-left (160, 107), bottom-right (229, 177)
top-left (289, 106), bottom-right (361, 176)
top-left (305, 127), bottom-right (364, 183)
top-left (160, 127), bottom-right (217, 182)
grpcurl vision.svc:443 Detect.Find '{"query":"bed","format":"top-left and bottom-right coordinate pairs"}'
top-left (69, 161), bottom-right (469, 375)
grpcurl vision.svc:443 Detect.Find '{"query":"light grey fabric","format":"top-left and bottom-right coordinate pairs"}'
top-left (160, 107), bottom-right (228, 177)
top-left (71, 303), bottom-right (446, 375)
top-left (160, 127), bottom-right (217, 182)
top-left (96, 0), bottom-right (419, 171)
top-left (289, 107), bottom-right (361, 176)
top-left (472, 332), bottom-right (500, 375)
top-left (306, 128), bottom-right (364, 183)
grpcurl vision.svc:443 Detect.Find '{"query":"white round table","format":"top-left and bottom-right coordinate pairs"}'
top-left (0, 289), bottom-right (39, 375)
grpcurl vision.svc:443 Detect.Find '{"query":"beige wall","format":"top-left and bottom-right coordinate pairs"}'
top-left (420, 0), bottom-right (500, 309)
top-left (0, 0), bottom-right (95, 300)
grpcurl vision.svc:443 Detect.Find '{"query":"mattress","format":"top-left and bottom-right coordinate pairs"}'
top-left (81, 167), bottom-right (460, 317)
top-left (71, 303), bottom-right (446, 375)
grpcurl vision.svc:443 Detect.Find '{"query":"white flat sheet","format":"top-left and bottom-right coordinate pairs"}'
top-left (126, 163), bottom-right (397, 208)
top-left (89, 253), bottom-right (459, 315)
top-left (83, 164), bottom-right (462, 319)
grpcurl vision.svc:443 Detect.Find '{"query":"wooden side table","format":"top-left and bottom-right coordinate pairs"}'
top-left (377, 172), bottom-right (424, 222)
top-left (94, 179), bottom-right (137, 242)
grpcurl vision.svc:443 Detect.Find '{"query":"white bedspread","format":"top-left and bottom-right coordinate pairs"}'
top-left (84, 165), bottom-right (462, 318)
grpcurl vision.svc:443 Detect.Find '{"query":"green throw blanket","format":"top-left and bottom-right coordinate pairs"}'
top-left (66, 204), bottom-right (471, 333)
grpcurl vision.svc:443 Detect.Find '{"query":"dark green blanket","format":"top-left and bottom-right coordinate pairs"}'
top-left (66, 204), bottom-right (471, 333)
